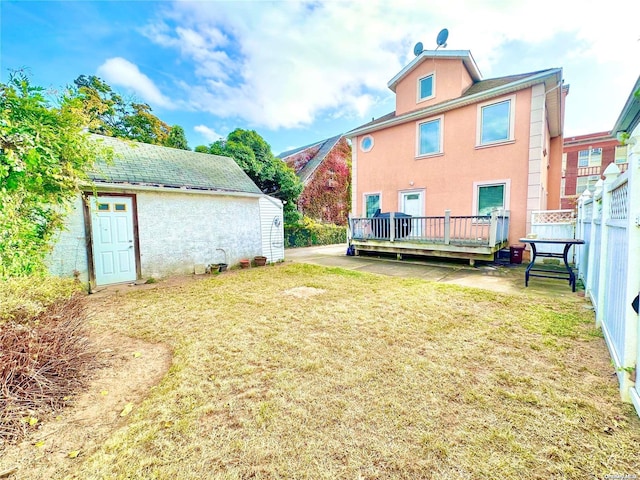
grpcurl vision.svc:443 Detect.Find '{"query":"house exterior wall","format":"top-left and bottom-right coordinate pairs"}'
top-left (353, 87), bottom-right (537, 245)
top-left (395, 58), bottom-right (474, 116)
top-left (48, 189), bottom-right (262, 284)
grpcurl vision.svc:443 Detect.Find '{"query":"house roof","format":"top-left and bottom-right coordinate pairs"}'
top-left (388, 50), bottom-right (482, 92)
top-left (89, 134), bottom-right (262, 195)
top-left (348, 68), bottom-right (564, 138)
top-left (279, 134), bottom-right (343, 185)
top-left (612, 75), bottom-right (640, 135)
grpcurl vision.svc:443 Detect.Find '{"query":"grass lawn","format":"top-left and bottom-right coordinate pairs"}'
top-left (48, 264), bottom-right (640, 478)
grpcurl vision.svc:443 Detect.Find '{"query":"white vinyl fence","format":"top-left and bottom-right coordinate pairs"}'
top-left (576, 159), bottom-right (640, 416)
top-left (530, 210), bottom-right (576, 263)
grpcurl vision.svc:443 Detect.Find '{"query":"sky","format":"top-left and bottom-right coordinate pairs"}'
top-left (2, 0), bottom-right (639, 154)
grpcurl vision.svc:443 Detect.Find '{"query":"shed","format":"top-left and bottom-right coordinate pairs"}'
top-left (47, 134), bottom-right (283, 289)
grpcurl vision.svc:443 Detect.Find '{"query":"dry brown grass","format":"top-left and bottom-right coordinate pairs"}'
top-left (30, 264), bottom-right (640, 478)
top-left (0, 294), bottom-right (95, 444)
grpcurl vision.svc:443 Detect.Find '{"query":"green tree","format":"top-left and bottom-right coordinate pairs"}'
top-left (73, 75), bottom-right (178, 147)
top-left (208, 129), bottom-right (303, 222)
top-left (165, 125), bottom-right (189, 150)
top-left (194, 145), bottom-right (209, 153)
top-left (0, 72), bottom-right (109, 277)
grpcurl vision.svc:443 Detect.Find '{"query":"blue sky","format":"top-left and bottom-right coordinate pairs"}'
top-left (2, 0), bottom-right (639, 154)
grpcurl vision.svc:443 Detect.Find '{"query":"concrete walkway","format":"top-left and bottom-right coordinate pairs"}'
top-left (285, 244), bottom-right (584, 298)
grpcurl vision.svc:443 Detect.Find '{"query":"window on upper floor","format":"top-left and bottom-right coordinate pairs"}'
top-left (477, 96), bottom-right (515, 147)
top-left (578, 148), bottom-right (603, 167)
top-left (416, 117), bottom-right (442, 157)
top-left (417, 73), bottom-right (435, 102)
top-left (615, 145), bottom-right (628, 164)
top-left (364, 193), bottom-right (380, 218)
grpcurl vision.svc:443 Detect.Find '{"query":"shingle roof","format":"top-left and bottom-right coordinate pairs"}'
top-left (88, 134), bottom-right (262, 195)
top-left (279, 134), bottom-right (343, 185)
top-left (461, 69), bottom-right (555, 97)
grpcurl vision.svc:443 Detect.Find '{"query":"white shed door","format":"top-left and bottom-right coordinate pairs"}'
top-left (91, 196), bottom-right (136, 285)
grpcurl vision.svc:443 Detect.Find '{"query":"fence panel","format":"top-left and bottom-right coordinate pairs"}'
top-left (603, 224), bottom-right (629, 360)
top-left (530, 210), bottom-right (576, 262)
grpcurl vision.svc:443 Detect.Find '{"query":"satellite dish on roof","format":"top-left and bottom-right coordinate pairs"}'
top-left (436, 28), bottom-right (448, 50)
top-left (413, 41), bottom-right (424, 56)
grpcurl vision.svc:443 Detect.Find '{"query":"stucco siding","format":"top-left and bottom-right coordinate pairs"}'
top-left (47, 196), bottom-right (89, 279)
top-left (135, 190), bottom-right (260, 278)
top-left (48, 189), bottom-right (262, 284)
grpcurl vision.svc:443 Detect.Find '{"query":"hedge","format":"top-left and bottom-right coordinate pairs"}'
top-left (285, 220), bottom-right (347, 248)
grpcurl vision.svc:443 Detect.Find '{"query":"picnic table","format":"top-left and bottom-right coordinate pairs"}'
top-left (519, 238), bottom-right (585, 292)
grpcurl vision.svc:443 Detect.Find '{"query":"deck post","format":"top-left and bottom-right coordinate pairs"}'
top-left (389, 211), bottom-right (395, 242)
top-left (489, 209), bottom-right (499, 247)
top-left (444, 210), bottom-right (451, 245)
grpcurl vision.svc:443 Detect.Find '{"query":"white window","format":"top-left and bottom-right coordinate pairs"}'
top-left (576, 175), bottom-right (600, 195)
top-left (578, 149), bottom-right (589, 167)
top-left (477, 95), bottom-right (516, 146)
top-left (417, 73), bottom-right (435, 102)
top-left (360, 135), bottom-right (374, 152)
top-left (578, 148), bottom-right (603, 167)
top-left (615, 145), bottom-right (628, 164)
top-left (364, 193), bottom-right (381, 217)
top-left (416, 117), bottom-right (442, 157)
top-left (473, 179), bottom-right (510, 217)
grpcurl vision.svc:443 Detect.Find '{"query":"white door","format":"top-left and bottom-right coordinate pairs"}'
top-left (400, 190), bottom-right (424, 238)
top-left (91, 196), bottom-right (136, 285)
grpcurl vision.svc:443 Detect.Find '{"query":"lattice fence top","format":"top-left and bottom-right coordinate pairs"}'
top-left (610, 181), bottom-right (629, 220)
top-left (531, 210), bottom-right (575, 224)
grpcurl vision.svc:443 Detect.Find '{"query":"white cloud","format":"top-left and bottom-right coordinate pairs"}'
top-left (194, 124), bottom-right (223, 142)
top-left (141, 0), bottom-right (640, 132)
top-left (97, 57), bottom-right (174, 109)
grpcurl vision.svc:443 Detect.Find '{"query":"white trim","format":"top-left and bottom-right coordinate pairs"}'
top-left (472, 179), bottom-right (511, 216)
top-left (360, 135), bottom-right (374, 152)
top-left (398, 189), bottom-right (425, 216)
top-left (363, 191), bottom-right (382, 217)
top-left (476, 94), bottom-right (516, 147)
top-left (89, 182), bottom-right (264, 199)
top-left (417, 72), bottom-right (435, 103)
top-left (415, 115), bottom-right (444, 158)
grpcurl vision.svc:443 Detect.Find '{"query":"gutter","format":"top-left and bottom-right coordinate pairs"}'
top-left (85, 181), bottom-right (265, 199)
top-left (347, 69), bottom-right (562, 138)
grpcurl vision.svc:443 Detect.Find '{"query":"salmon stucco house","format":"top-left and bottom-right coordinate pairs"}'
top-left (347, 49), bottom-right (568, 263)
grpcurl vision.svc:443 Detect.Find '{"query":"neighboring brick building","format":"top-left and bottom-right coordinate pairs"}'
top-left (561, 132), bottom-right (628, 209)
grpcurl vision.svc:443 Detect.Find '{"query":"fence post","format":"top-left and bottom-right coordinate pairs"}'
top-left (576, 190), bottom-right (591, 268)
top-left (444, 210), bottom-right (451, 245)
top-left (586, 181), bottom-right (602, 309)
top-left (489, 209), bottom-right (498, 247)
top-left (595, 165), bottom-right (621, 327)
top-left (389, 212), bottom-right (395, 242)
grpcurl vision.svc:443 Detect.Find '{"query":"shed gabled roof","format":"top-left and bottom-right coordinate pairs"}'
top-left (279, 134), bottom-right (343, 185)
top-left (612, 75), bottom-right (640, 135)
top-left (89, 134), bottom-right (262, 195)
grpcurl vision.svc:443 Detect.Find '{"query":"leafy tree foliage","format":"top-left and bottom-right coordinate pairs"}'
top-left (0, 73), bottom-right (109, 277)
top-left (194, 145), bottom-right (209, 153)
top-left (207, 129), bottom-right (303, 222)
top-left (73, 75), bottom-right (188, 149)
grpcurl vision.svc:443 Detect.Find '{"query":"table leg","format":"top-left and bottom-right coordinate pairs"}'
top-left (562, 243), bottom-right (576, 292)
top-left (524, 243), bottom-right (537, 287)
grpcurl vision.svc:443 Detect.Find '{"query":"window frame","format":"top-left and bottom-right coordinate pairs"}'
top-left (476, 95), bottom-right (516, 147)
top-left (472, 179), bottom-right (511, 218)
top-left (417, 72), bottom-right (435, 103)
top-left (363, 192), bottom-right (381, 218)
top-left (415, 115), bottom-right (443, 158)
top-left (577, 149), bottom-right (590, 168)
top-left (360, 135), bottom-right (374, 152)
top-left (615, 145), bottom-right (628, 164)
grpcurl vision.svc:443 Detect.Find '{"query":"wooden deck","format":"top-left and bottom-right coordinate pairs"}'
top-left (348, 210), bottom-right (510, 265)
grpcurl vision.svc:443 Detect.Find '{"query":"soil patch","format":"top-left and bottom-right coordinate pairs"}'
top-left (0, 330), bottom-right (171, 480)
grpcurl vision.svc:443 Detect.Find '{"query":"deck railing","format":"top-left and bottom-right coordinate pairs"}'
top-left (350, 209), bottom-right (509, 247)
